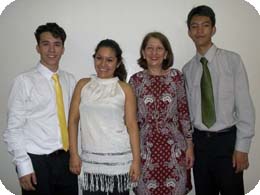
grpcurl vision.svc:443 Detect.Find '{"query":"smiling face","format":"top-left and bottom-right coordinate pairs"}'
top-left (142, 37), bottom-right (168, 69)
top-left (94, 47), bottom-right (118, 79)
top-left (36, 32), bottom-right (64, 72)
top-left (188, 15), bottom-right (216, 53)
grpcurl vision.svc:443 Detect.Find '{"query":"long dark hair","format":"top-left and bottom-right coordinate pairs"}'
top-left (93, 39), bottom-right (127, 81)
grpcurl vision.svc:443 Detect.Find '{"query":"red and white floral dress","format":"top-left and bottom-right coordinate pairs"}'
top-left (129, 69), bottom-right (192, 195)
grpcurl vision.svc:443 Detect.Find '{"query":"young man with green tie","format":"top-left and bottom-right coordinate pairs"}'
top-left (183, 5), bottom-right (255, 195)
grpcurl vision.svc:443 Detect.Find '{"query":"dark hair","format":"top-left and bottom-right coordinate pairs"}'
top-left (93, 39), bottom-right (127, 81)
top-left (138, 32), bottom-right (173, 70)
top-left (187, 5), bottom-right (216, 29)
top-left (34, 23), bottom-right (66, 45)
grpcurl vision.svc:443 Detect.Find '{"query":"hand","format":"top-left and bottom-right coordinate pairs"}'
top-left (185, 144), bottom-right (194, 169)
top-left (19, 173), bottom-right (37, 191)
top-left (232, 150), bottom-right (249, 173)
top-left (69, 154), bottom-right (82, 175)
top-left (129, 160), bottom-right (141, 182)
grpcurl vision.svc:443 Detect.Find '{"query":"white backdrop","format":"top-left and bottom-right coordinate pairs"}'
top-left (0, 0), bottom-right (259, 194)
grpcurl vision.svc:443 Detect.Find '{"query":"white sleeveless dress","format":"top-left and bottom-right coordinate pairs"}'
top-left (79, 76), bottom-right (133, 193)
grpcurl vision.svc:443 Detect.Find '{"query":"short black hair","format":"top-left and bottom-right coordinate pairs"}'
top-left (34, 23), bottom-right (66, 45)
top-left (187, 5), bottom-right (216, 29)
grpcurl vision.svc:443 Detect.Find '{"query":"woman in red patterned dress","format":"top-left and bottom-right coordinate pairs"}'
top-left (129, 32), bottom-right (194, 195)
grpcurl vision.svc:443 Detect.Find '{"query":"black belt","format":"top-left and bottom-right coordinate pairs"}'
top-left (48, 149), bottom-right (67, 157)
top-left (194, 126), bottom-right (236, 138)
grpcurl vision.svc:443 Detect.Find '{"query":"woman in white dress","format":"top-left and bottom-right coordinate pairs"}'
top-left (68, 39), bottom-right (141, 195)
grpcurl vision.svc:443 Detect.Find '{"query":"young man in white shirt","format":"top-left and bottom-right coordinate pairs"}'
top-left (182, 5), bottom-right (255, 195)
top-left (4, 23), bottom-right (78, 195)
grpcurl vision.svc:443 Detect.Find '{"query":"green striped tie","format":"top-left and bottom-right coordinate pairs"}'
top-left (200, 57), bottom-right (216, 128)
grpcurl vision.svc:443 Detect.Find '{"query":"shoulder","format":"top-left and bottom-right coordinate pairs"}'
top-left (169, 68), bottom-right (182, 75)
top-left (129, 70), bottom-right (146, 85)
top-left (70, 78), bottom-right (91, 100)
top-left (59, 70), bottom-right (76, 81)
top-left (17, 67), bottom-right (38, 77)
top-left (118, 80), bottom-right (131, 90)
top-left (182, 56), bottom-right (196, 74)
top-left (168, 68), bottom-right (184, 83)
top-left (216, 48), bottom-right (244, 71)
top-left (8, 68), bottom-right (40, 97)
top-left (71, 78), bottom-right (91, 96)
top-left (12, 67), bottom-right (39, 84)
top-left (129, 70), bottom-right (145, 80)
top-left (75, 78), bottom-right (91, 89)
top-left (118, 81), bottom-right (134, 95)
top-left (217, 47), bottom-right (241, 59)
top-left (167, 68), bottom-right (184, 79)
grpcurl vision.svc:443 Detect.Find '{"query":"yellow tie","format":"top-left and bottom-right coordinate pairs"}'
top-left (52, 74), bottom-right (69, 151)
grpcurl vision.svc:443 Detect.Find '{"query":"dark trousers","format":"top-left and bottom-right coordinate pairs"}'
top-left (22, 150), bottom-right (78, 195)
top-left (193, 126), bottom-right (244, 195)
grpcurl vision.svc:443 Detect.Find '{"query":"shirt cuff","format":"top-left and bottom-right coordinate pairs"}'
top-left (235, 138), bottom-right (251, 153)
top-left (16, 159), bottom-right (34, 178)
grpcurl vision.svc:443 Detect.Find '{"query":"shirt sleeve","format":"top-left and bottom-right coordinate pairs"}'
top-left (176, 71), bottom-right (193, 140)
top-left (3, 76), bottom-right (34, 178)
top-left (182, 66), bottom-right (194, 126)
top-left (233, 55), bottom-right (255, 153)
top-left (69, 73), bottom-right (77, 101)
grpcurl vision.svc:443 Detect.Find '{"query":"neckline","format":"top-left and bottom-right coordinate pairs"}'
top-left (93, 75), bottom-right (119, 84)
top-left (145, 69), bottom-right (170, 77)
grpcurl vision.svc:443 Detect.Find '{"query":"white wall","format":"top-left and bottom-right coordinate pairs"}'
top-left (0, 0), bottom-right (259, 194)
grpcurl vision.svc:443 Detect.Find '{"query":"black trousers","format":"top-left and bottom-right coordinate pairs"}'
top-left (22, 150), bottom-right (78, 195)
top-left (193, 126), bottom-right (244, 195)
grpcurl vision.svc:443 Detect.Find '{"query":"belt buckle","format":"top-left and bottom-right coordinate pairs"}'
top-left (49, 149), bottom-right (65, 157)
top-left (53, 150), bottom-right (60, 155)
top-left (206, 132), bottom-right (212, 138)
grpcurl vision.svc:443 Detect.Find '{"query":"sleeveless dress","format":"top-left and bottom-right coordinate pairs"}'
top-left (129, 69), bottom-right (192, 195)
top-left (79, 76), bottom-right (133, 193)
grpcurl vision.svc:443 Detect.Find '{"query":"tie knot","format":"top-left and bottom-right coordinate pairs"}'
top-left (52, 74), bottom-right (59, 81)
top-left (200, 57), bottom-right (208, 66)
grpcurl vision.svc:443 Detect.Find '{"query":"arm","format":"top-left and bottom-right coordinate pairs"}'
top-left (68, 78), bottom-right (89, 175)
top-left (232, 55), bottom-right (255, 172)
top-left (120, 82), bottom-right (141, 182)
top-left (3, 76), bottom-right (36, 190)
top-left (176, 72), bottom-right (194, 169)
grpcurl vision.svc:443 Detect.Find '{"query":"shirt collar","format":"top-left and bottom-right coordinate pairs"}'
top-left (196, 44), bottom-right (217, 64)
top-left (37, 62), bottom-right (60, 80)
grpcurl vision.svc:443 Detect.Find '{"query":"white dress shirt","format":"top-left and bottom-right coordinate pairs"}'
top-left (182, 44), bottom-right (255, 153)
top-left (3, 63), bottom-right (76, 178)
